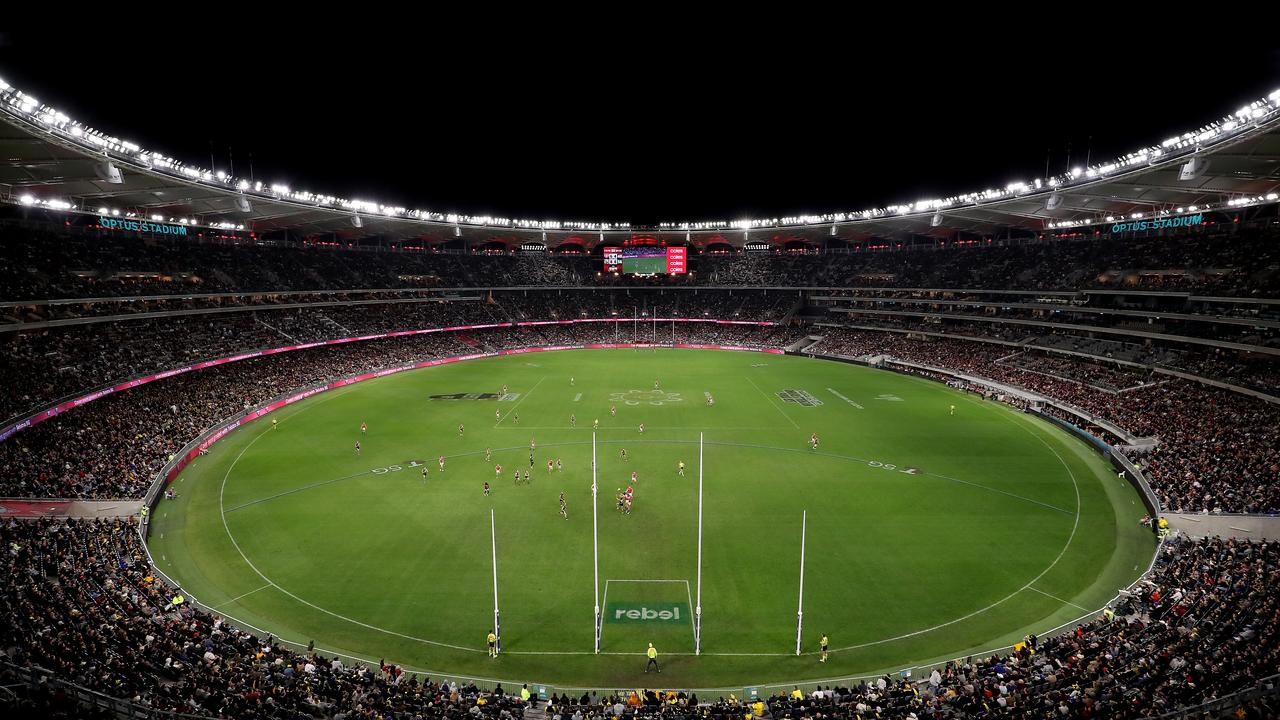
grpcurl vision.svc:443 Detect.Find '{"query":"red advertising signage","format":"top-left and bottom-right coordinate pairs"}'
top-left (666, 246), bottom-right (687, 274)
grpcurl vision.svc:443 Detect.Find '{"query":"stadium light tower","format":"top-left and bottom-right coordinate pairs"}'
top-left (1179, 156), bottom-right (1210, 181)
top-left (95, 159), bottom-right (123, 184)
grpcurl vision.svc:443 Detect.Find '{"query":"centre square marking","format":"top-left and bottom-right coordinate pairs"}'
top-left (777, 389), bottom-right (823, 407)
top-left (605, 602), bottom-right (691, 624)
top-left (609, 389), bottom-right (684, 406)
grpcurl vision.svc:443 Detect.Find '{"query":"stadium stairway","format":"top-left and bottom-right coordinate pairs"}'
top-left (787, 335), bottom-right (822, 353)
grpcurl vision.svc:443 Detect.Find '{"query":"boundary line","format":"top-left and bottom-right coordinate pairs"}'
top-left (142, 354), bottom-right (1155, 690)
top-left (199, 376), bottom-right (1087, 662)
top-left (217, 402), bottom-right (484, 654)
top-left (820, 393), bottom-right (1083, 656)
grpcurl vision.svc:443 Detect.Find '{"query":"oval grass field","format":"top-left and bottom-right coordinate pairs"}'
top-left (149, 349), bottom-right (1155, 690)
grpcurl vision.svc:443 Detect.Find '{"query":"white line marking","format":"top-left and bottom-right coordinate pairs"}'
top-left (1026, 585), bottom-right (1090, 612)
top-left (573, 393), bottom-right (582, 402)
top-left (926, 471), bottom-right (1074, 515)
top-left (821, 399), bottom-right (1082, 656)
top-left (826, 387), bottom-right (864, 409)
top-left (218, 411), bottom-right (483, 654)
top-left (744, 375), bottom-right (800, 430)
top-left (495, 376), bottom-right (545, 427)
top-left (213, 583), bottom-right (273, 609)
top-left (685, 579), bottom-right (696, 649)
top-left (207, 396), bottom-right (1082, 660)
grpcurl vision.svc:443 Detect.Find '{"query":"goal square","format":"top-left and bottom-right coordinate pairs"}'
top-left (600, 579), bottom-right (694, 653)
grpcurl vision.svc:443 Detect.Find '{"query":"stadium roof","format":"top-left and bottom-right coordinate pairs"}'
top-left (1, 77), bottom-right (1279, 247)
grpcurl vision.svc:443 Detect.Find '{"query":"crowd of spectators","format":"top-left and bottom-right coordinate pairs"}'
top-left (815, 309), bottom-right (1280, 397)
top-left (809, 328), bottom-right (1280, 514)
top-left (3, 517), bottom-right (1275, 719)
top-left (2, 223), bottom-right (1278, 300)
top-left (1, 517), bottom-right (534, 718)
top-left (0, 323), bottom-right (799, 499)
top-left (0, 292), bottom-right (796, 422)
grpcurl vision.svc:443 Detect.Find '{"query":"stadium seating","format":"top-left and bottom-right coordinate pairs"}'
top-left (1, 222), bottom-right (1278, 298)
top-left (3, 518), bottom-right (1274, 719)
top-left (4, 221), bottom-right (1280, 718)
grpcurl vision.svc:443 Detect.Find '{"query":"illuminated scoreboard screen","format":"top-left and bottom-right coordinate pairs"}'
top-left (604, 246), bottom-right (687, 275)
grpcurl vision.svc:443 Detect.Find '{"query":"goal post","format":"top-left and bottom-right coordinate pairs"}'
top-left (695, 431), bottom-right (704, 655)
top-left (592, 431), bottom-right (601, 653)
top-left (491, 508), bottom-right (501, 655)
top-left (795, 509), bottom-right (807, 656)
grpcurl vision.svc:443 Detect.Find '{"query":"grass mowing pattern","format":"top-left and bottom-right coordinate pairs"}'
top-left (149, 349), bottom-right (1154, 689)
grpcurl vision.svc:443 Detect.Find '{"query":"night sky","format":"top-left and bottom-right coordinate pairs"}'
top-left (2, 33), bottom-right (1278, 227)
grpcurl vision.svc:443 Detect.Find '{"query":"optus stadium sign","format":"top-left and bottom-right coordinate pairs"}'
top-left (97, 216), bottom-right (190, 235)
top-left (1110, 213), bottom-right (1203, 234)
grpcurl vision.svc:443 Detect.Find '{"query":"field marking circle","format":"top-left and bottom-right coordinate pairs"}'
top-left (215, 420), bottom-right (1081, 660)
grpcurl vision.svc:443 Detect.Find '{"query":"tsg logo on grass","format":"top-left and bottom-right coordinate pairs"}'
top-left (605, 602), bottom-right (689, 624)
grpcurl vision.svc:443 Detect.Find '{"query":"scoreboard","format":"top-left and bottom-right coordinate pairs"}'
top-left (604, 246), bottom-right (687, 275)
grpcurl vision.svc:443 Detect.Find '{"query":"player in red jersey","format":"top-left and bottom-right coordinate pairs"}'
top-left (360, 422), bottom-right (367, 435)
top-left (810, 433), bottom-right (819, 450)
top-left (438, 456), bottom-right (445, 472)
top-left (547, 459), bottom-right (554, 474)
top-left (631, 470), bottom-right (638, 484)
top-left (495, 463), bottom-right (503, 479)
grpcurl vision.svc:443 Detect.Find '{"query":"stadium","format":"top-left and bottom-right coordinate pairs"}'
top-left (1, 55), bottom-right (1279, 719)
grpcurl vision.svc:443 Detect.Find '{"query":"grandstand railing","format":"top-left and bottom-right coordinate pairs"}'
top-left (0, 659), bottom-right (221, 719)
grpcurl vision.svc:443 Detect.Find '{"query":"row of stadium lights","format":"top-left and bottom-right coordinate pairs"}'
top-left (15, 194), bottom-right (246, 231)
top-left (2, 75), bottom-right (1280, 231)
top-left (1046, 192), bottom-right (1280, 230)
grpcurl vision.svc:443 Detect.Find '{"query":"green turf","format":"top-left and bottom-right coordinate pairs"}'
top-left (148, 349), bottom-right (1155, 690)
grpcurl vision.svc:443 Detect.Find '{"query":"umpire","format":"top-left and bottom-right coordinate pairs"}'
top-left (645, 643), bottom-right (661, 673)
